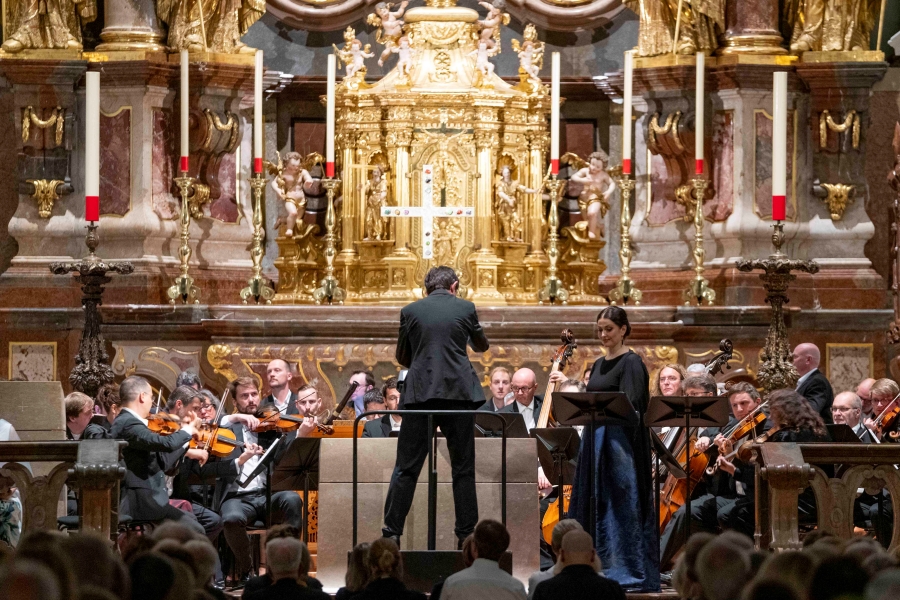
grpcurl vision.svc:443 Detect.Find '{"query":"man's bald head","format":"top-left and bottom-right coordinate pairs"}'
top-left (792, 343), bottom-right (821, 377)
top-left (559, 530), bottom-right (596, 568)
top-left (511, 368), bottom-right (537, 407)
top-left (831, 391), bottom-right (862, 427)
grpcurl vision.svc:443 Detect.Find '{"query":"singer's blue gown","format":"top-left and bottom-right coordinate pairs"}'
top-left (567, 350), bottom-right (660, 592)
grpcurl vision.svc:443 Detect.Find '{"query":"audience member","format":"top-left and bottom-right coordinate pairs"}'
top-left (865, 569), bottom-right (900, 600)
top-left (809, 556), bottom-right (869, 600)
top-left (531, 530), bottom-right (624, 600)
top-left (755, 551), bottom-right (814, 600)
top-left (0, 559), bottom-right (61, 600)
top-left (431, 535), bottom-right (475, 600)
top-left (695, 532), bottom-right (752, 600)
top-left (441, 519), bottom-right (526, 600)
top-left (336, 542), bottom-right (370, 600)
top-left (355, 537), bottom-right (425, 600)
top-left (742, 580), bottom-right (800, 600)
top-left (527, 519), bottom-right (583, 598)
top-left (671, 531), bottom-right (715, 600)
top-left (243, 537), bottom-right (328, 600)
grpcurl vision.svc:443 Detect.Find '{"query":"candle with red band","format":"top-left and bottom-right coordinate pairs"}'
top-left (772, 72), bottom-right (787, 221)
top-left (254, 50), bottom-right (263, 175)
top-left (325, 54), bottom-right (336, 177)
top-left (254, 157), bottom-right (263, 174)
top-left (85, 71), bottom-right (100, 222)
top-left (622, 50), bottom-right (633, 177)
top-left (180, 50), bottom-right (189, 172)
top-left (622, 158), bottom-right (632, 176)
top-left (326, 162), bottom-right (335, 178)
top-left (550, 52), bottom-right (560, 175)
top-left (551, 159), bottom-right (559, 175)
top-left (695, 159), bottom-right (704, 176)
top-left (695, 52), bottom-right (704, 174)
top-left (180, 156), bottom-right (189, 172)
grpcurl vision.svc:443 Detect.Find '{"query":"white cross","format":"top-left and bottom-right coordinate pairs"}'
top-left (381, 164), bottom-right (474, 260)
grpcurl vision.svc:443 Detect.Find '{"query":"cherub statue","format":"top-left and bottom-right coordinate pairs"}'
top-left (1, 0), bottom-right (95, 52)
top-left (477, 0), bottom-right (509, 51)
top-left (363, 166), bottom-right (390, 241)
top-left (333, 27), bottom-right (374, 80)
top-left (469, 40), bottom-right (495, 85)
top-left (495, 165), bottom-right (539, 242)
top-left (511, 24), bottom-right (545, 88)
top-left (390, 35), bottom-right (414, 79)
top-left (367, 1), bottom-right (409, 67)
top-left (267, 151), bottom-right (319, 237)
top-left (564, 149), bottom-right (614, 240)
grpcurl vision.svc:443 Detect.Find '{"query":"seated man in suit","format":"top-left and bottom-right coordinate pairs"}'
top-left (244, 536), bottom-right (329, 600)
top-left (792, 343), bottom-right (835, 424)
top-left (479, 367), bottom-right (512, 412)
top-left (363, 389), bottom-right (386, 421)
top-left (219, 376), bottom-right (306, 587)
top-left (65, 392), bottom-right (94, 441)
top-left (363, 379), bottom-right (402, 438)
top-left (499, 368), bottom-right (542, 432)
top-left (112, 376), bottom-right (205, 533)
top-left (857, 378), bottom-right (876, 420)
top-left (833, 391), bottom-right (877, 443)
top-left (264, 359), bottom-right (300, 416)
top-left (532, 530), bottom-right (625, 600)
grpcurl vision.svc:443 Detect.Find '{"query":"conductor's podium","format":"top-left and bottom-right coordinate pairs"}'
top-left (316, 437), bottom-right (539, 588)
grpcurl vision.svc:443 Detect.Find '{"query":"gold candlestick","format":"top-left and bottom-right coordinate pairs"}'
top-left (683, 176), bottom-right (715, 306)
top-left (313, 178), bottom-right (346, 305)
top-left (538, 176), bottom-right (568, 305)
top-left (167, 171), bottom-right (201, 304)
top-left (609, 173), bottom-right (642, 305)
top-left (241, 173), bottom-right (276, 304)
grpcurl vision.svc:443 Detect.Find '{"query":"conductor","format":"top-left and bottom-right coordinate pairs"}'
top-left (382, 266), bottom-right (490, 547)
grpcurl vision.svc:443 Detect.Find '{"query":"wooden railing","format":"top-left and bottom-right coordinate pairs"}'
top-left (0, 439), bottom-right (125, 539)
top-left (753, 443), bottom-right (900, 552)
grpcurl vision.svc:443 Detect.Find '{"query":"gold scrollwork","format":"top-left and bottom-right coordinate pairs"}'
top-left (27, 179), bottom-right (64, 218)
top-left (429, 50), bottom-right (457, 83)
top-left (189, 182), bottom-right (211, 219)
top-left (22, 106), bottom-right (65, 146)
top-left (207, 344), bottom-right (238, 382)
top-left (821, 183), bottom-right (855, 221)
top-left (202, 109), bottom-right (240, 153)
top-left (648, 111), bottom-right (684, 152)
top-left (819, 110), bottom-right (860, 150)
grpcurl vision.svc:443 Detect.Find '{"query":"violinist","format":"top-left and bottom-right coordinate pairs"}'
top-left (111, 376), bottom-right (206, 533)
top-left (198, 390), bottom-right (220, 423)
top-left (863, 379), bottom-right (900, 442)
top-left (263, 359), bottom-right (300, 416)
top-left (856, 378), bottom-right (876, 420)
top-left (219, 376), bottom-right (304, 589)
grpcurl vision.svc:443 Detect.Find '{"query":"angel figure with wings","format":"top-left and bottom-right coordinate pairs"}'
top-left (469, 40), bottom-right (495, 87)
top-left (367, 1), bottom-right (409, 67)
top-left (333, 27), bottom-right (374, 81)
top-left (477, 0), bottom-right (509, 50)
top-left (511, 23), bottom-right (545, 90)
top-left (563, 149), bottom-right (614, 240)
top-left (495, 164), bottom-right (539, 242)
top-left (267, 151), bottom-right (321, 237)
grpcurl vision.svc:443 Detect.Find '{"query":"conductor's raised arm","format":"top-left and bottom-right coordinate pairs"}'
top-left (468, 308), bottom-right (489, 353)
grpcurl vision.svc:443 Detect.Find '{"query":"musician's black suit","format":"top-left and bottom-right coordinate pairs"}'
top-left (383, 288), bottom-right (490, 541)
top-left (262, 390), bottom-right (300, 416)
top-left (363, 415), bottom-right (394, 438)
top-left (796, 368), bottom-right (835, 425)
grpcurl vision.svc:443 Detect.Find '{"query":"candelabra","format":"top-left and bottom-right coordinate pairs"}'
top-left (313, 178), bottom-right (346, 305)
top-left (609, 173), bottom-right (642, 305)
top-left (683, 176), bottom-right (715, 306)
top-left (538, 176), bottom-right (568, 305)
top-left (240, 174), bottom-right (276, 304)
top-left (736, 223), bottom-right (819, 393)
top-left (167, 172), bottom-right (201, 304)
top-left (50, 223), bottom-right (133, 397)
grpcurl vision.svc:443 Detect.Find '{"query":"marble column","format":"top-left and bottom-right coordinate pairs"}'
top-left (468, 127), bottom-right (505, 304)
top-left (382, 122), bottom-right (417, 301)
top-left (719, 0), bottom-right (787, 56)
top-left (96, 0), bottom-right (166, 52)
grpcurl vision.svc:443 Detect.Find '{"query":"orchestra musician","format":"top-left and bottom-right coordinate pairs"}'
top-left (363, 377), bottom-right (402, 438)
top-left (856, 378), bottom-right (876, 420)
top-left (382, 266), bottom-right (490, 548)
top-left (864, 379), bottom-right (900, 442)
top-left (479, 367), bottom-right (513, 412)
top-left (792, 343), bottom-right (835, 425)
top-left (349, 371), bottom-right (376, 417)
top-left (83, 383), bottom-right (122, 440)
top-left (363, 389), bottom-right (386, 421)
top-left (551, 306), bottom-right (659, 592)
top-left (499, 368), bottom-right (543, 432)
top-left (832, 391), bottom-right (877, 443)
top-left (652, 364), bottom-right (686, 398)
top-left (263, 359), bottom-right (300, 416)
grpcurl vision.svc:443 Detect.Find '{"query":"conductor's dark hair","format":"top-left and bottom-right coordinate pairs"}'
top-left (473, 519), bottom-right (510, 562)
top-left (597, 306), bottom-right (631, 338)
top-left (424, 266), bottom-right (459, 295)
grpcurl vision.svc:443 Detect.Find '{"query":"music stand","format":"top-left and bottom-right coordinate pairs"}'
top-left (272, 437), bottom-right (321, 543)
top-left (826, 424), bottom-right (862, 444)
top-left (550, 391), bottom-right (638, 537)
top-left (239, 434), bottom-right (289, 528)
top-left (474, 413), bottom-right (529, 438)
top-left (645, 395), bottom-right (729, 543)
top-left (531, 427), bottom-right (580, 519)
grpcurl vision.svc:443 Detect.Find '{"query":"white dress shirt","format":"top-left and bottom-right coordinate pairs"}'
top-left (442, 558), bottom-right (527, 600)
top-left (796, 368), bottom-right (817, 390)
top-left (518, 398), bottom-right (536, 432)
top-left (227, 426), bottom-right (265, 494)
top-left (391, 415), bottom-right (402, 432)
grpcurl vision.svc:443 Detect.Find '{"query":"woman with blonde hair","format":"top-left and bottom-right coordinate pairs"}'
top-left (356, 538), bottom-right (425, 600)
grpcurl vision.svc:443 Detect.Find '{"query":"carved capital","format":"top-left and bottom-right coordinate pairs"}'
top-left (207, 344), bottom-right (238, 381)
top-left (475, 129), bottom-right (500, 150)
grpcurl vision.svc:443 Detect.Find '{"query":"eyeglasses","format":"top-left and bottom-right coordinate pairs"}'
top-left (511, 385), bottom-right (535, 394)
top-left (199, 403), bottom-right (214, 410)
top-left (831, 406), bottom-right (857, 413)
top-left (659, 376), bottom-right (681, 383)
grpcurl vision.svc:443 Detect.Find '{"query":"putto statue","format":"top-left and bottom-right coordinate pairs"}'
top-left (469, 40), bottom-right (496, 87)
top-left (564, 149), bottom-right (614, 240)
top-left (268, 151), bottom-right (320, 237)
top-left (785, 0), bottom-right (879, 52)
top-left (495, 165), bottom-right (539, 243)
top-left (477, 0), bottom-right (509, 51)
top-left (363, 166), bottom-right (390, 241)
top-left (511, 24), bottom-right (545, 93)
top-left (157, 0), bottom-right (265, 53)
top-left (334, 27), bottom-right (374, 81)
top-left (368, 1), bottom-right (409, 67)
top-left (624, 0), bottom-right (725, 56)
top-left (1, 0), bottom-right (95, 52)
top-left (390, 35), bottom-right (414, 80)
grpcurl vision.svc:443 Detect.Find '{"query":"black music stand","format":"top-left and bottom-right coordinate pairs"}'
top-left (239, 434), bottom-right (289, 529)
top-left (475, 413), bottom-right (529, 438)
top-left (271, 437), bottom-right (320, 543)
top-left (550, 391), bottom-right (638, 537)
top-left (531, 427), bottom-right (580, 519)
top-left (646, 395), bottom-right (729, 543)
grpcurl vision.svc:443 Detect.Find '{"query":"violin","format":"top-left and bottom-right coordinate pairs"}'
top-left (191, 423), bottom-right (245, 458)
top-left (254, 400), bottom-right (334, 435)
top-left (736, 423), bottom-right (784, 462)
top-left (705, 402), bottom-right (768, 476)
top-left (147, 387), bottom-right (183, 436)
top-left (870, 391), bottom-right (900, 441)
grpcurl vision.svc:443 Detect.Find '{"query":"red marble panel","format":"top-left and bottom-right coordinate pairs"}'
top-left (754, 109), bottom-right (797, 221)
top-left (208, 152), bottom-right (238, 222)
top-left (152, 109), bottom-right (178, 220)
top-left (293, 120), bottom-right (326, 156)
top-left (647, 152), bottom-right (686, 225)
top-left (707, 111), bottom-right (733, 222)
top-left (100, 109), bottom-right (131, 217)
top-left (564, 121), bottom-right (595, 161)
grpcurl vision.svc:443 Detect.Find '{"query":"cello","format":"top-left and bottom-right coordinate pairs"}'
top-left (657, 339), bottom-right (733, 532)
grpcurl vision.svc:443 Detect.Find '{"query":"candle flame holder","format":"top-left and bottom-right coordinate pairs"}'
top-left (538, 176), bottom-right (568, 305)
top-left (609, 173), bottom-right (642, 306)
top-left (313, 178), bottom-right (346, 305)
top-left (240, 173), bottom-right (276, 304)
top-left (167, 171), bottom-right (201, 304)
top-left (683, 176), bottom-right (715, 306)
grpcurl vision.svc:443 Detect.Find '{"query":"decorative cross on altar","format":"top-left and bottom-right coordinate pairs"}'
top-left (381, 164), bottom-right (474, 260)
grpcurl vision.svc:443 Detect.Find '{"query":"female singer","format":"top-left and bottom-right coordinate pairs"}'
top-left (551, 306), bottom-right (658, 591)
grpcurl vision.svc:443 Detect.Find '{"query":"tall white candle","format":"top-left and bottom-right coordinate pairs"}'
top-left (772, 71), bottom-right (787, 221)
top-left (695, 52), bottom-right (704, 175)
top-left (85, 71), bottom-right (100, 222)
top-left (254, 50), bottom-right (263, 174)
top-left (551, 52), bottom-right (560, 175)
top-left (623, 50), bottom-right (633, 175)
top-left (180, 50), bottom-right (189, 172)
top-left (326, 53), bottom-right (336, 178)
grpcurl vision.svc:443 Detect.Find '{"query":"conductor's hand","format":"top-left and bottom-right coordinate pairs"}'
top-left (238, 443), bottom-right (264, 467)
top-left (298, 416), bottom-right (317, 438)
top-left (186, 448), bottom-right (209, 467)
top-left (548, 371), bottom-right (567, 385)
top-left (694, 436), bottom-right (711, 453)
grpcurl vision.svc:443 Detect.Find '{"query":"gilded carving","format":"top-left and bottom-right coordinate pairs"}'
top-left (820, 183), bottom-right (855, 221)
top-left (27, 179), bottom-right (64, 218)
top-left (624, 0), bottom-right (725, 56)
top-left (819, 110), bottom-right (860, 150)
top-left (2, 0), bottom-right (94, 52)
top-left (479, 269), bottom-right (494, 287)
top-left (786, 0), bottom-right (881, 52)
top-left (22, 107), bottom-right (65, 147)
top-left (364, 270), bottom-right (388, 287)
top-left (157, 0), bottom-right (264, 52)
top-left (207, 343), bottom-right (239, 381)
top-left (429, 50), bottom-right (456, 83)
top-left (368, 1), bottom-right (409, 66)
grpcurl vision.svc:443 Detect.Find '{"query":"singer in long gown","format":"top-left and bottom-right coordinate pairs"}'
top-left (566, 307), bottom-right (660, 592)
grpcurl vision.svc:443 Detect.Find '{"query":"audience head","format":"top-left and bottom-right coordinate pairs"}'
top-left (367, 537), bottom-right (402, 579)
top-left (59, 533), bottom-right (128, 599)
top-left (424, 266), bottom-right (459, 295)
top-left (382, 377), bottom-right (401, 411)
top-left (473, 519), bottom-right (510, 562)
top-left (510, 368), bottom-right (537, 406)
top-left (696, 534), bottom-right (752, 600)
top-left (857, 378), bottom-right (876, 415)
top-left (266, 523), bottom-right (301, 540)
top-left (295, 382), bottom-right (322, 417)
top-left (174, 370), bottom-right (202, 391)
top-left (654, 363), bottom-right (687, 397)
top-left (865, 569), bottom-right (900, 600)
top-left (550, 519), bottom-right (583, 555)
top-left (461, 534), bottom-right (476, 568)
top-left (229, 376), bottom-right (260, 414)
top-left (128, 554), bottom-right (177, 600)
top-left (831, 391), bottom-right (863, 427)
top-left (266, 359), bottom-right (294, 394)
top-left (15, 531), bottom-right (75, 600)
top-left (489, 367), bottom-right (512, 404)
top-left (870, 379), bottom-right (899, 416)
top-left (558, 379), bottom-right (586, 393)
top-left (558, 530), bottom-right (599, 572)
top-left (672, 532), bottom-right (715, 600)
top-left (363, 389), bottom-right (385, 418)
top-left (742, 580), bottom-right (801, 600)
top-left (596, 306), bottom-right (631, 349)
top-left (266, 537), bottom-right (304, 582)
top-left (64, 392), bottom-right (94, 437)
top-left (757, 550), bottom-right (815, 600)
top-left (768, 389), bottom-right (827, 436)
top-left (727, 382), bottom-right (762, 420)
top-left (0, 559), bottom-right (61, 600)
top-left (809, 556), bottom-right (869, 600)
top-left (164, 385), bottom-right (201, 418)
top-left (345, 542), bottom-right (370, 593)
top-left (118, 376), bottom-right (154, 418)
top-left (683, 374), bottom-right (717, 397)
top-left (791, 343), bottom-right (821, 377)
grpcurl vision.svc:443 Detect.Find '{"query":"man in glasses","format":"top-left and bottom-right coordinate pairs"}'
top-left (499, 368), bottom-right (542, 432)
